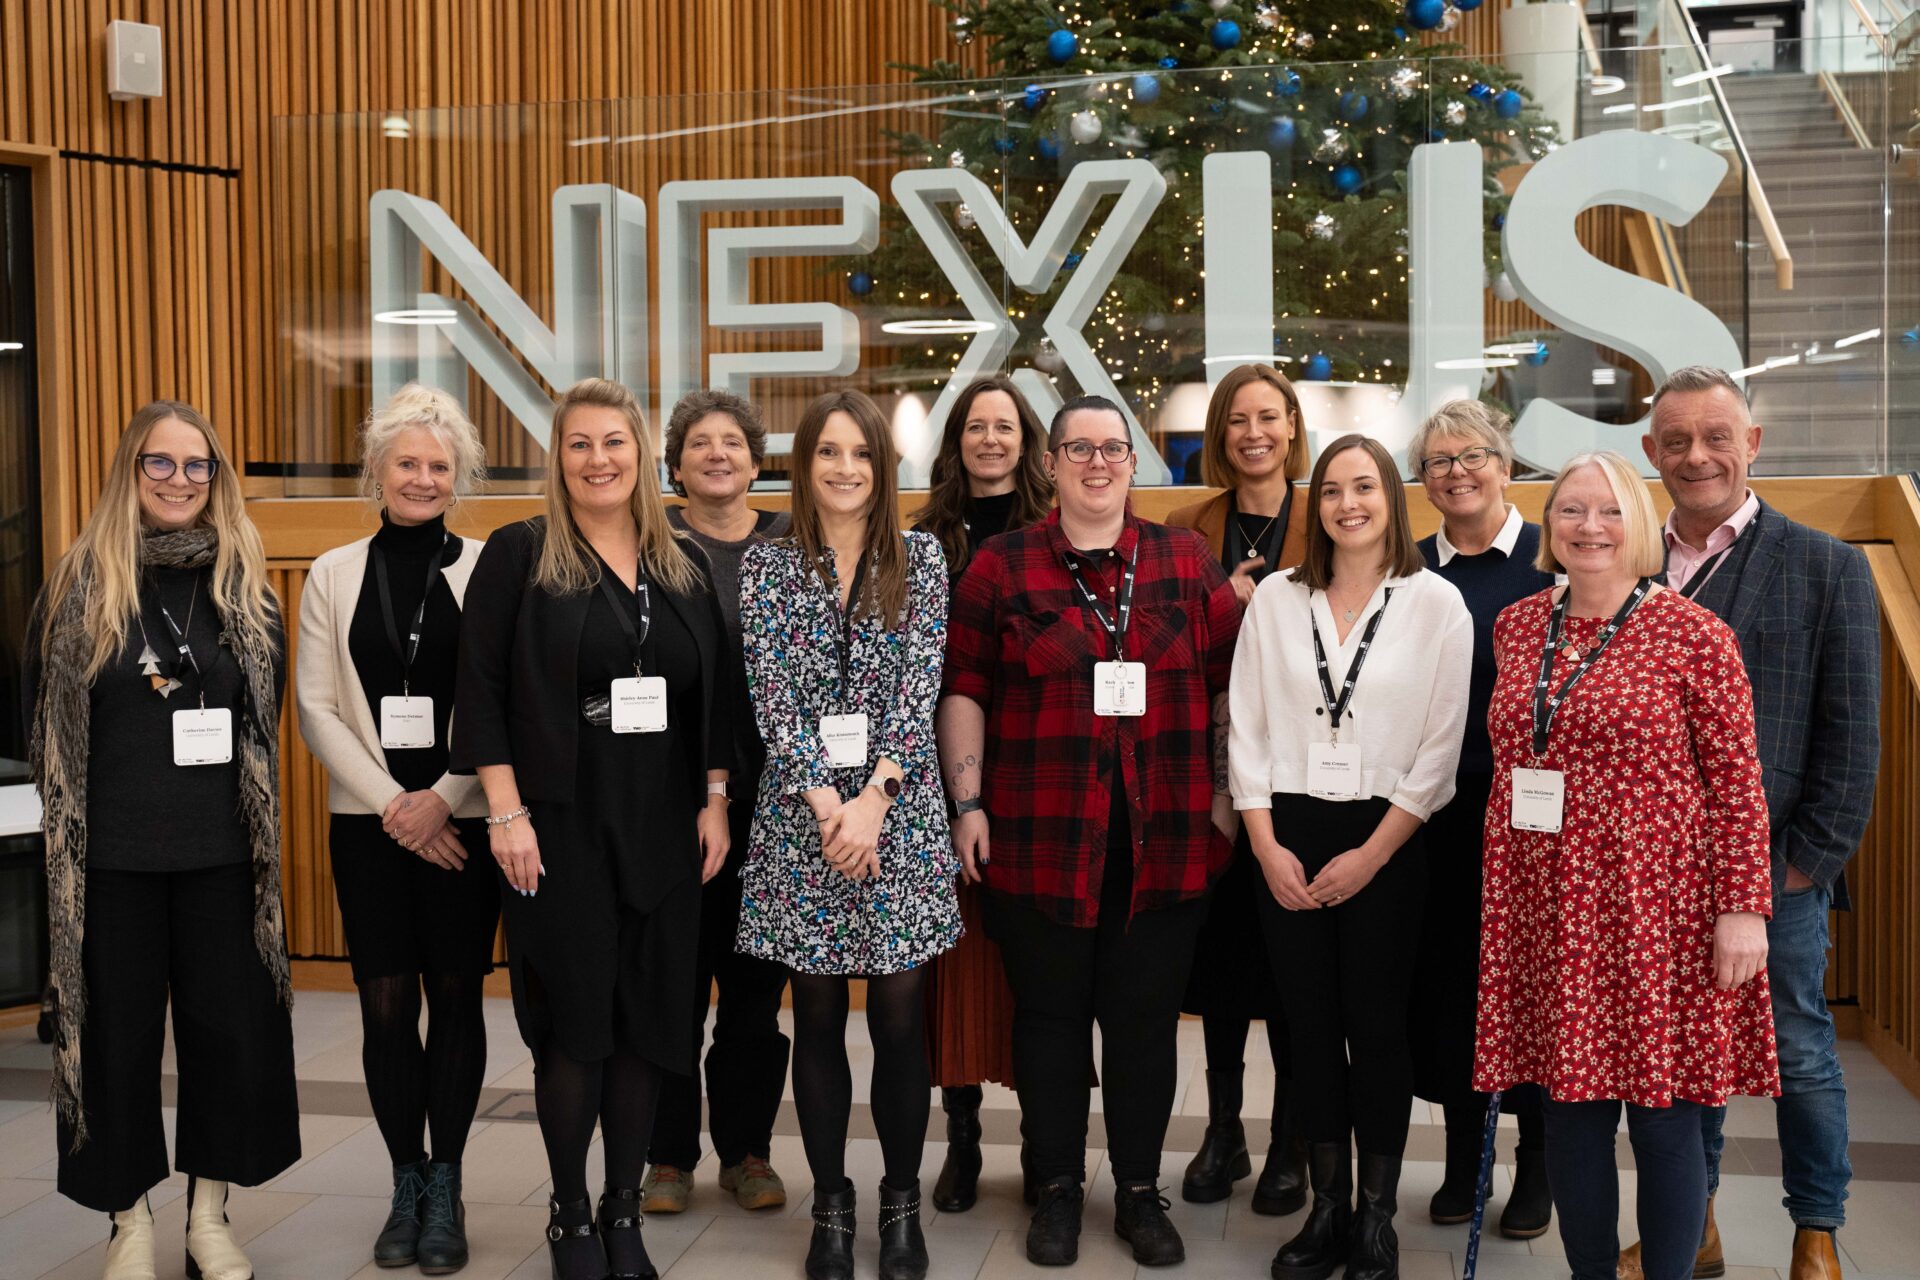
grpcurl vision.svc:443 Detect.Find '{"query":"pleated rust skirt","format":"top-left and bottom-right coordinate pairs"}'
top-left (924, 880), bottom-right (1017, 1088)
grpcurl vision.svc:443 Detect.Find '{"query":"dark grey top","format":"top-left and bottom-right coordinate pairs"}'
top-left (667, 505), bottom-right (789, 773)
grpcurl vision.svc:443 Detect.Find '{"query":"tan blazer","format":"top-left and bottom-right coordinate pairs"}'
top-left (1165, 485), bottom-right (1311, 574)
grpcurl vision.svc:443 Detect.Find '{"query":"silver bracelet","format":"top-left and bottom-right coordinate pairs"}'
top-left (484, 805), bottom-right (530, 829)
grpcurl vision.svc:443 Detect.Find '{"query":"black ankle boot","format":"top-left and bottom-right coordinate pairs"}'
top-left (374, 1160), bottom-right (426, 1267)
top-left (1498, 1146), bottom-right (1553, 1239)
top-left (932, 1086), bottom-right (983, 1213)
top-left (877, 1180), bottom-right (928, 1280)
top-left (1182, 1068), bottom-right (1252, 1203)
top-left (597, 1186), bottom-right (656, 1280)
top-left (1253, 1135), bottom-right (1309, 1216)
top-left (1430, 1107), bottom-right (1482, 1225)
top-left (1270, 1141), bottom-right (1352, 1280)
top-left (545, 1197), bottom-right (607, 1280)
top-left (1347, 1153), bottom-right (1401, 1280)
top-left (805, 1181), bottom-right (856, 1280)
top-left (417, 1162), bottom-right (469, 1275)
top-left (1026, 1176), bottom-right (1083, 1266)
top-left (1115, 1182), bottom-right (1186, 1267)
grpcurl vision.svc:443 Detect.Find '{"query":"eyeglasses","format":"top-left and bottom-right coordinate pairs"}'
top-left (138, 454), bottom-right (218, 484)
top-left (1418, 447), bottom-right (1496, 478)
top-left (1055, 439), bottom-right (1134, 465)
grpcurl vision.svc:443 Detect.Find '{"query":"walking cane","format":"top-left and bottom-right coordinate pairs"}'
top-left (1463, 1089), bottom-right (1503, 1280)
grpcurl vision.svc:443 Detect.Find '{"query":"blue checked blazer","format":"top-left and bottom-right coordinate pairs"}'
top-left (1677, 500), bottom-right (1880, 910)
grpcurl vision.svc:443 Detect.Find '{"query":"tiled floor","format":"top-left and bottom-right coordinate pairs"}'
top-left (1, 992), bottom-right (1917, 1279)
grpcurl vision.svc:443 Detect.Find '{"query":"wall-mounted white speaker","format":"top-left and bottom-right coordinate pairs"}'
top-left (106, 20), bottom-right (163, 102)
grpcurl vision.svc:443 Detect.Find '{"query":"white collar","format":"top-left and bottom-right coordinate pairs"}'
top-left (1434, 504), bottom-right (1523, 566)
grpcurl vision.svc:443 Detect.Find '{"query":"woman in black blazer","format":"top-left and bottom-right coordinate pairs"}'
top-left (452, 378), bottom-right (732, 1280)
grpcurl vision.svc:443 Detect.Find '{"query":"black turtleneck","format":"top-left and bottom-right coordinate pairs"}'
top-left (347, 512), bottom-right (463, 792)
top-left (965, 489), bottom-right (1021, 559)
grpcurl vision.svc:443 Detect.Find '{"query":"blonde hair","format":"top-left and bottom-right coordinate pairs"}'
top-left (358, 384), bottom-right (487, 509)
top-left (1536, 450), bottom-right (1664, 578)
top-left (1201, 363), bottom-right (1310, 488)
top-left (40, 401), bottom-right (277, 680)
top-left (533, 379), bottom-right (702, 597)
top-left (1407, 399), bottom-right (1515, 476)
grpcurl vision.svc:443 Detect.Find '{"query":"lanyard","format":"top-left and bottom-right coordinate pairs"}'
top-left (1673, 512), bottom-right (1754, 600)
top-left (1531, 578), bottom-right (1651, 757)
top-left (1309, 587), bottom-right (1394, 738)
top-left (371, 534), bottom-right (449, 697)
top-left (1063, 540), bottom-right (1141, 662)
top-left (150, 570), bottom-right (221, 707)
top-left (596, 568), bottom-right (653, 678)
top-left (831, 554), bottom-right (871, 701)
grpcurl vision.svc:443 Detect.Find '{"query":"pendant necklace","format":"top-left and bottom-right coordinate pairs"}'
top-left (1235, 510), bottom-right (1279, 561)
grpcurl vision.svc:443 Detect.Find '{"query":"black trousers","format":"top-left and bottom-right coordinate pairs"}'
top-left (649, 783), bottom-right (791, 1169)
top-left (1259, 793), bottom-right (1427, 1157)
top-left (58, 864), bottom-right (301, 1212)
top-left (985, 813), bottom-right (1207, 1187)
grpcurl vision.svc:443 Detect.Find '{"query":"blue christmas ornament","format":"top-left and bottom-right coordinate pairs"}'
top-left (1468, 82), bottom-right (1495, 103)
top-left (1494, 88), bottom-right (1524, 119)
top-left (1208, 98), bottom-right (1228, 114)
top-left (1525, 341), bottom-right (1549, 367)
top-left (1302, 353), bottom-right (1333, 381)
top-left (1332, 163), bottom-right (1364, 195)
top-left (1428, 128), bottom-right (1446, 141)
top-left (1267, 116), bottom-right (1298, 148)
top-left (1037, 134), bottom-right (1063, 159)
top-left (1903, 327), bottom-right (1919, 348)
top-left (1338, 91), bottom-right (1370, 123)
top-left (1159, 56), bottom-right (1180, 69)
top-left (993, 135), bottom-right (1018, 155)
top-left (1405, 0), bottom-right (1446, 32)
top-left (1064, 251), bottom-right (1083, 269)
top-left (1133, 73), bottom-right (1161, 103)
top-left (1024, 83), bottom-right (1047, 110)
top-left (1455, 0), bottom-right (1485, 9)
top-left (1275, 68), bottom-right (1302, 97)
top-left (848, 271), bottom-right (874, 297)
top-left (1211, 19), bottom-right (1241, 51)
top-left (1047, 28), bottom-right (1078, 63)
top-left (1492, 210), bottom-right (1506, 230)
top-left (1392, 26), bottom-right (1409, 40)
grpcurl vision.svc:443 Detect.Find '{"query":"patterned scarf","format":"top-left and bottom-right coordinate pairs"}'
top-left (29, 525), bottom-right (291, 1150)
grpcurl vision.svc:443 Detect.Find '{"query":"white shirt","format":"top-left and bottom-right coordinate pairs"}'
top-left (1433, 504), bottom-right (1525, 567)
top-left (1229, 567), bottom-right (1473, 820)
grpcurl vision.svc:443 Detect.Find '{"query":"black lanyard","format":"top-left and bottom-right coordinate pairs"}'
top-left (371, 534), bottom-right (449, 697)
top-left (1064, 539), bottom-right (1140, 662)
top-left (831, 554), bottom-right (871, 702)
top-left (596, 568), bottom-right (652, 678)
top-left (1309, 587), bottom-right (1394, 737)
top-left (1673, 512), bottom-right (1754, 600)
top-left (1531, 578), bottom-right (1651, 756)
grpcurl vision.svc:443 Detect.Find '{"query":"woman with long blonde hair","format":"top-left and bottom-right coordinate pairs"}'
top-left (451, 378), bottom-right (733, 1280)
top-left (26, 400), bottom-right (297, 1280)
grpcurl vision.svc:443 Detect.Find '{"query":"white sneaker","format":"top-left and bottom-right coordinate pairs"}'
top-left (184, 1179), bottom-right (252, 1280)
top-left (103, 1197), bottom-right (156, 1280)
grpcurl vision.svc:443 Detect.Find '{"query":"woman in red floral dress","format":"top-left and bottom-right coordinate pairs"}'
top-left (1473, 451), bottom-right (1778, 1280)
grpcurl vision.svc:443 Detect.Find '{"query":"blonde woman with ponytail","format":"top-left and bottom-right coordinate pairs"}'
top-left (26, 401), bottom-right (298, 1280)
top-left (450, 378), bottom-right (733, 1280)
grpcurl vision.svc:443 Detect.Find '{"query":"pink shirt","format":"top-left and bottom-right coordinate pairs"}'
top-left (1662, 490), bottom-right (1759, 594)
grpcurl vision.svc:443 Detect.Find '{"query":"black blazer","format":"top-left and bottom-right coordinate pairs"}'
top-left (449, 517), bottom-right (734, 803)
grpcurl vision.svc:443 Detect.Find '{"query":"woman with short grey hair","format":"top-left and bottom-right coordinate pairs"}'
top-left (297, 382), bottom-right (496, 1273)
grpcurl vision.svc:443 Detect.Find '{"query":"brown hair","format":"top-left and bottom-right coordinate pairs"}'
top-left (1294, 433), bottom-right (1424, 591)
top-left (916, 376), bottom-right (1053, 572)
top-left (788, 389), bottom-right (909, 627)
top-left (1201, 364), bottom-right (1310, 488)
top-left (662, 388), bottom-right (769, 498)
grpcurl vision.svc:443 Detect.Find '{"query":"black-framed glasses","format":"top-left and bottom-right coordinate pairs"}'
top-left (138, 454), bottom-right (218, 484)
top-left (1056, 439), bottom-right (1134, 465)
top-left (1418, 446), bottom-right (1496, 478)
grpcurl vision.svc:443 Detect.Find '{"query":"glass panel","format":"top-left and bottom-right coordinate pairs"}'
top-left (0, 164), bottom-right (40, 772)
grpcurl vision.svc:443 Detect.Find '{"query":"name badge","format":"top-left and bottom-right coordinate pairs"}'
top-left (1306, 740), bottom-right (1363, 799)
top-left (820, 713), bottom-right (870, 767)
top-left (610, 676), bottom-right (668, 734)
top-left (380, 695), bottom-right (435, 749)
top-left (1510, 767), bottom-right (1566, 832)
top-left (1093, 661), bottom-right (1147, 717)
top-left (173, 707), bottom-right (233, 767)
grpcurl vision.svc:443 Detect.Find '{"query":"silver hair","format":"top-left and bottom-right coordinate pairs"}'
top-left (1406, 399), bottom-right (1515, 477)
top-left (358, 383), bottom-right (488, 507)
top-left (1651, 365), bottom-right (1751, 416)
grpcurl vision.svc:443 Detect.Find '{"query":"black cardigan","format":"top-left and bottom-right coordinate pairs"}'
top-left (449, 517), bottom-right (734, 802)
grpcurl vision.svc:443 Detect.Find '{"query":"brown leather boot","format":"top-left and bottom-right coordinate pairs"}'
top-left (1790, 1228), bottom-right (1843, 1280)
top-left (1617, 1195), bottom-right (1724, 1280)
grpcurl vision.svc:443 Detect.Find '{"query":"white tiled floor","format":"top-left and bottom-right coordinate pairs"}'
top-left (1, 993), bottom-right (1917, 1279)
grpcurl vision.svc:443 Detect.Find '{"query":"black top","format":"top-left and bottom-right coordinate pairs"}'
top-left (347, 513), bottom-right (463, 792)
top-left (87, 565), bottom-right (251, 871)
top-left (964, 490), bottom-right (1020, 560)
top-left (1221, 488), bottom-right (1292, 583)
top-left (666, 506), bottom-right (787, 775)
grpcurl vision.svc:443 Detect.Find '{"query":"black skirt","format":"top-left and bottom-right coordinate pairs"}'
top-left (1409, 770), bottom-right (1494, 1107)
top-left (1181, 826), bottom-right (1285, 1021)
top-left (329, 812), bottom-right (502, 982)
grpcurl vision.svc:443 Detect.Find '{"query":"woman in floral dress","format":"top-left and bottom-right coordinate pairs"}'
top-left (1474, 451), bottom-right (1778, 1280)
top-left (736, 388), bottom-right (960, 1280)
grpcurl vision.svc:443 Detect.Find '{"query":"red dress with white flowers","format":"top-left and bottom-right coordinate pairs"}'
top-left (1472, 587), bottom-right (1780, 1107)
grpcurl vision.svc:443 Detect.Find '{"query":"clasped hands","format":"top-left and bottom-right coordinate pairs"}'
top-left (382, 790), bottom-right (467, 870)
top-left (809, 786), bottom-right (884, 882)
top-left (1249, 831), bottom-right (1384, 911)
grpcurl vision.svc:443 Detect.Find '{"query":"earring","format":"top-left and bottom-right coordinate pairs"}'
top-left (373, 482), bottom-right (383, 500)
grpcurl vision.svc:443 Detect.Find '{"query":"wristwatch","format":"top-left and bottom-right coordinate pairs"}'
top-left (953, 796), bottom-right (984, 817)
top-left (706, 780), bottom-right (730, 803)
top-left (866, 772), bottom-right (901, 803)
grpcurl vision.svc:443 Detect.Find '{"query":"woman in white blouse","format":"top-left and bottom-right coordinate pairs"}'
top-left (1229, 433), bottom-right (1472, 1280)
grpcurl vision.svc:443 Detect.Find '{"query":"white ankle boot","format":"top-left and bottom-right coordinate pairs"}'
top-left (103, 1197), bottom-right (156, 1280)
top-left (185, 1178), bottom-right (252, 1280)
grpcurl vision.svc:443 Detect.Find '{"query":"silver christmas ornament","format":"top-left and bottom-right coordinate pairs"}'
top-left (1311, 127), bottom-right (1349, 163)
top-left (1069, 110), bottom-right (1103, 144)
top-left (1387, 66), bottom-right (1421, 101)
top-left (1308, 211), bottom-right (1337, 241)
top-left (1293, 30), bottom-right (1315, 51)
top-left (1491, 270), bottom-right (1519, 302)
top-left (1254, 3), bottom-right (1280, 29)
top-left (1208, 0), bottom-right (1233, 11)
top-left (1034, 337), bottom-right (1067, 372)
top-left (1443, 98), bottom-right (1467, 127)
top-left (1439, 6), bottom-right (1460, 31)
top-left (948, 149), bottom-right (968, 168)
top-left (951, 14), bottom-right (975, 45)
top-left (955, 202), bottom-right (977, 230)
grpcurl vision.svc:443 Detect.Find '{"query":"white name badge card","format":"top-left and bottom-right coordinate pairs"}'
top-left (1510, 768), bottom-right (1566, 832)
top-left (1093, 661), bottom-right (1147, 717)
top-left (610, 677), bottom-right (668, 734)
top-left (820, 713), bottom-right (870, 767)
top-left (173, 707), bottom-right (233, 767)
top-left (380, 695), bottom-right (436, 749)
top-left (1306, 741), bottom-right (1363, 799)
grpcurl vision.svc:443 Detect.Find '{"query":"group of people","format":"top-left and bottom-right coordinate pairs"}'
top-left (21, 360), bottom-right (1877, 1280)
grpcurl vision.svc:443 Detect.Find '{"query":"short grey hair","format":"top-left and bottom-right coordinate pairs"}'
top-left (1651, 365), bottom-right (1750, 416)
top-left (1407, 399), bottom-right (1515, 476)
top-left (358, 383), bottom-right (488, 508)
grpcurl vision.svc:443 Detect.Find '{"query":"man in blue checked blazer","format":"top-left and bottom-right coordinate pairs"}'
top-left (1617, 365), bottom-right (1880, 1280)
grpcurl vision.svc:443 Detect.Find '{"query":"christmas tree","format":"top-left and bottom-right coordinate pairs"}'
top-left (843, 0), bottom-right (1557, 419)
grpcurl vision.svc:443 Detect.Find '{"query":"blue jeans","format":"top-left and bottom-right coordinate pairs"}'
top-left (1544, 1097), bottom-right (1708, 1280)
top-left (1701, 882), bottom-right (1850, 1229)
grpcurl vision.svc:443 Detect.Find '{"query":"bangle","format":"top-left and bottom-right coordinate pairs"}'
top-left (485, 805), bottom-right (530, 829)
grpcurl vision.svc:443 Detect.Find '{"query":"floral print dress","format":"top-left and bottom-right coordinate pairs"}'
top-left (734, 531), bottom-right (962, 976)
top-left (1473, 587), bottom-right (1780, 1107)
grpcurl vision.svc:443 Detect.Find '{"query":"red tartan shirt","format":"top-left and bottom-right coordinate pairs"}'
top-left (942, 507), bottom-right (1241, 927)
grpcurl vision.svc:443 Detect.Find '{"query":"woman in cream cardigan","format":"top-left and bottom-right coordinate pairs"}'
top-left (296, 385), bottom-right (495, 1275)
